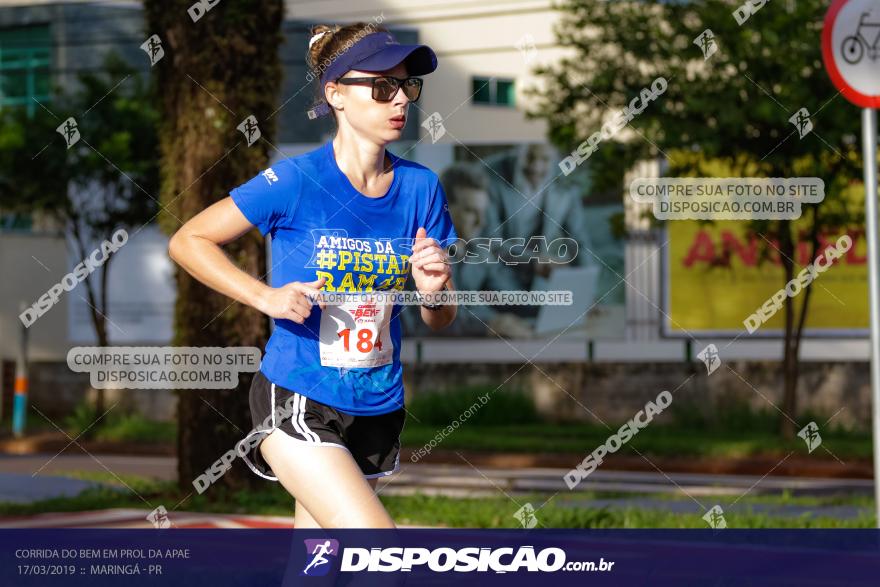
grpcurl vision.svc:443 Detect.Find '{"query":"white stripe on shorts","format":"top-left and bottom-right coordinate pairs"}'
top-left (292, 392), bottom-right (321, 442)
top-left (270, 383), bottom-right (277, 429)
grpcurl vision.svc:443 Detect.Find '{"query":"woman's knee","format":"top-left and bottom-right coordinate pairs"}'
top-left (327, 507), bottom-right (395, 529)
top-left (294, 500), bottom-right (322, 529)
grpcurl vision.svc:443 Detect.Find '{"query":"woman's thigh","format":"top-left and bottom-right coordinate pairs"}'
top-left (260, 427), bottom-right (394, 529)
top-left (294, 478), bottom-right (380, 529)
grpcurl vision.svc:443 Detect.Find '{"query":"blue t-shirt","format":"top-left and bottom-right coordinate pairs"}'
top-left (230, 140), bottom-right (458, 415)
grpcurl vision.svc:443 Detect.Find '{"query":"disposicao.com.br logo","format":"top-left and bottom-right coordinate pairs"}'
top-left (301, 539), bottom-right (614, 574)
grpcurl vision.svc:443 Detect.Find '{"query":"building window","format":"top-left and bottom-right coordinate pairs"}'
top-left (471, 76), bottom-right (515, 107)
top-left (0, 212), bottom-right (32, 231)
top-left (0, 25), bottom-right (52, 117)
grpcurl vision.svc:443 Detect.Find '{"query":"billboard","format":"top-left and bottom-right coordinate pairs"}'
top-left (403, 142), bottom-right (625, 339)
top-left (664, 219), bottom-right (869, 337)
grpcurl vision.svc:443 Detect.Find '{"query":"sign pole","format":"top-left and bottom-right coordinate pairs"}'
top-left (864, 107), bottom-right (880, 526)
top-left (822, 0), bottom-right (880, 527)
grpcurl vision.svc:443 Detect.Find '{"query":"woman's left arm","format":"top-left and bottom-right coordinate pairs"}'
top-left (410, 226), bottom-right (457, 331)
top-left (419, 277), bottom-right (457, 331)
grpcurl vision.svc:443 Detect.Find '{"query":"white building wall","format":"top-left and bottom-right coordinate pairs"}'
top-left (286, 0), bottom-right (566, 143)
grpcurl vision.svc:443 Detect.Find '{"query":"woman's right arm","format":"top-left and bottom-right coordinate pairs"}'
top-left (167, 197), bottom-right (325, 324)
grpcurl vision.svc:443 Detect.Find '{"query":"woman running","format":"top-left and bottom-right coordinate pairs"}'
top-left (168, 22), bottom-right (458, 528)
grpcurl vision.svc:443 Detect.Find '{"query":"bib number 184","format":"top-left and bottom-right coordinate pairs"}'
top-left (319, 299), bottom-right (392, 368)
top-left (337, 326), bottom-right (384, 353)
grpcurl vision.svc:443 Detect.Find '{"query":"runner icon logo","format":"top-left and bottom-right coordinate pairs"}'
top-left (302, 539), bottom-right (340, 577)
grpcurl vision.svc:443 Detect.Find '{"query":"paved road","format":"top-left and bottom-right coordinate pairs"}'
top-left (1, 454), bottom-right (177, 482)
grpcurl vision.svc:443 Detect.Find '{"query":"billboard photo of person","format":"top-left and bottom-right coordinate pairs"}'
top-left (403, 162), bottom-right (533, 337)
top-left (482, 143), bottom-right (593, 314)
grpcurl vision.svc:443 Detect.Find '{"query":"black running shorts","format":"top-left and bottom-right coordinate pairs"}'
top-left (242, 370), bottom-right (405, 481)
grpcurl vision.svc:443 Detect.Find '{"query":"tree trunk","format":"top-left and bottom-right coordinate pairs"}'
top-left (70, 216), bottom-right (109, 436)
top-left (144, 0), bottom-right (283, 493)
top-left (778, 220), bottom-right (797, 439)
top-left (779, 207), bottom-right (822, 440)
top-left (93, 250), bottom-right (111, 418)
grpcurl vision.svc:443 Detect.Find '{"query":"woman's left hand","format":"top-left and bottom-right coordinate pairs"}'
top-left (410, 226), bottom-right (451, 295)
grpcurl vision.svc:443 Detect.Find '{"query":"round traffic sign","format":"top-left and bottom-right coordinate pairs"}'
top-left (822, 0), bottom-right (880, 108)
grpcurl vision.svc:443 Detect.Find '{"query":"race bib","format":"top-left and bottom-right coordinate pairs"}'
top-left (318, 295), bottom-right (393, 368)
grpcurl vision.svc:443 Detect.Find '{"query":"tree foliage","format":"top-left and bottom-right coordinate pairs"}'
top-left (528, 0), bottom-right (870, 437)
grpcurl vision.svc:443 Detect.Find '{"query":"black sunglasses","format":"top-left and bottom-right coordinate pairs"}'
top-left (336, 75), bottom-right (423, 102)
